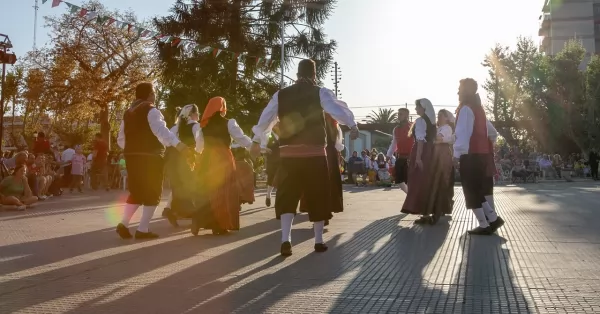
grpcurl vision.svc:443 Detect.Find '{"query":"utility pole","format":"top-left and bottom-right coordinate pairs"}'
top-left (330, 61), bottom-right (341, 97)
top-left (33, 0), bottom-right (39, 50)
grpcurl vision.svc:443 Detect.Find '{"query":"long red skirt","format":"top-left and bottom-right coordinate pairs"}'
top-left (423, 143), bottom-right (454, 216)
top-left (300, 145), bottom-right (342, 215)
top-left (401, 141), bottom-right (434, 215)
top-left (236, 160), bottom-right (255, 204)
top-left (195, 146), bottom-right (240, 231)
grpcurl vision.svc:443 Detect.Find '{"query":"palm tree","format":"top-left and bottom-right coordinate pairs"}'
top-left (366, 108), bottom-right (397, 124)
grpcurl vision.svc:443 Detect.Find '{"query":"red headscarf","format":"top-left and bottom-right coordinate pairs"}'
top-left (200, 97), bottom-right (227, 128)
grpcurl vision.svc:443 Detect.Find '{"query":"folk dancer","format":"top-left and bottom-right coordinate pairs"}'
top-left (250, 59), bottom-right (359, 256)
top-left (191, 97), bottom-right (253, 236)
top-left (421, 109), bottom-right (456, 222)
top-left (116, 82), bottom-right (188, 239)
top-left (400, 99), bottom-right (438, 224)
top-left (454, 78), bottom-right (504, 235)
top-left (163, 104), bottom-right (203, 227)
top-left (386, 108), bottom-right (414, 193)
top-left (264, 125), bottom-right (281, 207)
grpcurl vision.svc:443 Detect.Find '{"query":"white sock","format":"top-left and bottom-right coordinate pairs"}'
top-left (121, 203), bottom-right (139, 227)
top-left (313, 220), bottom-right (325, 244)
top-left (166, 192), bottom-right (173, 208)
top-left (472, 208), bottom-right (490, 228)
top-left (138, 205), bottom-right (157, 233)
top-left (280, 213), bottom-right (294, 243)
top-left (482, 201), bottom-right (498, 223)
top-left (484, 195), bottom-right (495, 210)
top-left (267, 186), bottom-right (274, 199)
top-left (399, 182), bottom-right (408, 193)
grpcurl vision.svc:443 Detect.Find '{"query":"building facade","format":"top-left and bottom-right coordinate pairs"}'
top-left (539, 0), bottom-right (600, 67)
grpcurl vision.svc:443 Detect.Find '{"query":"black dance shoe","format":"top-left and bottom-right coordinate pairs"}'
top-left (414, 216), bottom-right (432, 224)
top-left (280, 241), bottom-right (292, 256)
top-left (161, 208), bottom-right (170, 218)
top-left (164, 209), bottom-right (179, 227)
top-left (212, 228), bottom-right (229, 235)
top-left (429, 215), bottom-right (440, 225)
top-left (116, 223), bottom-right (132, 239)
top-left (467, 226), bottom-right (493, 235)
top-left (266, 198), bottom-right (271, 207)
top-left (134, 230), bottom-right (159, 240)
top-left (489, 216), bottom-right (505, 233)
top-left (314, 243), bottom-right (328, 253)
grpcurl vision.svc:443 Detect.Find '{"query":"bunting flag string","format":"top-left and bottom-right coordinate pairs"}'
top-left (47, 0), bottom-right (277, 68)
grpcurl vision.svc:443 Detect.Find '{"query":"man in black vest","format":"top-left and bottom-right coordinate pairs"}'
top-left (250, 59), bottom-right (359, 256)
top-left (115, 82), bottom-right (188, 240)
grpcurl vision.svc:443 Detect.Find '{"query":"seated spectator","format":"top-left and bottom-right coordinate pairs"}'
top-left (0, 164), bottom-right (38, 210)
top-left (511, 159), bottom-right (529, 179)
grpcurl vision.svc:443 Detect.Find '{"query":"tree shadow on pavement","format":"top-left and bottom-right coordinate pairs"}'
top-left (0, 214), bottom-right (311, 313)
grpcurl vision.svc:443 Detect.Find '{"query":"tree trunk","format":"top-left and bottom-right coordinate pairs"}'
top-left (99, 103), bottom-right (111, 150)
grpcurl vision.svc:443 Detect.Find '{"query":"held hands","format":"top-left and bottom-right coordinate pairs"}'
top-left (250, 142), bottom-right (262, 160)
top-left (349, 125), bottom-right (360, 140)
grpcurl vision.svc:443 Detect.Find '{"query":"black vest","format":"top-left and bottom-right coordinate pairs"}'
top-left (277, 83), bottom-right (326, 146)
top-left (178, 121), bottom-right (198, 148)
top-left (411, 116), bottom-right (436, 142)
top-left (123, 101), bottom-right (165, 156)
top-left (201, 116), bottom-right (232, 148)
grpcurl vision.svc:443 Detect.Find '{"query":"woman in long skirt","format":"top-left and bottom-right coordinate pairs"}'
top-left (421, 109), bottom-right (456, 224)
top-left (401, 98), bottom-right (437, 221)
top-left (163, 104), bottom-right (202, 226)
top-left (232, 144), bottom-right (255, 205)
top-left (191, 97), bottom-right (253, 236)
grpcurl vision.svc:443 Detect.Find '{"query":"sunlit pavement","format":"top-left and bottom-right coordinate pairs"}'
top-left (1, 182), bottom-right (600, 313)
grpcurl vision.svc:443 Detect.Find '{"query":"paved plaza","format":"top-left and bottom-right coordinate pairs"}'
top-left (1, 182), bottom-right (600, 313)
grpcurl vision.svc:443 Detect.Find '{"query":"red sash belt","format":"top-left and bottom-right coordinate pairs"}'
top-left (280, 145), bottom-right (327, 158)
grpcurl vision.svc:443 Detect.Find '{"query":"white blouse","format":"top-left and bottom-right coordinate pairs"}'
top-left (437, 124), bottom-right (454, 144)
top-left (196, 119), bottom-right (252, 154)
top-left (414, 117), bottom-right (427, 142)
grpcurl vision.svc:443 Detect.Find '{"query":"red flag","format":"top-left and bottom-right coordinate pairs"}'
top-left (51, 0), bottom-right (61, 8)
top-left (78, 8), bottom-right (88, 18)
top-left (171, 38), bottom-right (181, 47)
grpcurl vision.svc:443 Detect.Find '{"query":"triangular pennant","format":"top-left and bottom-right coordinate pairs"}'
top-left (85, 12), bottom-right (98, 21)
top-left (141, 30), bottom-right (151, 37)
top-left (120, 22), bottom-right (128, 30)
top-left (256, 57), bottom-right (263, 66)
top-left (171, 38), bottom-right (181, 47)
top-left (127, 24), bottom-right (134, 33)
top-left (177, 40), bottom-right (186, 48)
top-left (96, 16), bottom-right (108, 25)
top-left (106, 18), bottom-right (116, 26)
top-left (78, 8), bottom-right (88, 17)
top-left (213, 48), bottom-right (222, 58)
top-left (42, 0), bottom-right (49, 4)
top-left (65, 2), bottom-right (80, 14)
top-left (51, 0), bottom-right (61, 7)
top-left (137, 27), bottom-right (144, 37)
top-left (232, 52), bottom-right (242, 60)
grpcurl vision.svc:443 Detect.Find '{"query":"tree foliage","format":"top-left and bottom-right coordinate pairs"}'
top-left (366, 108), bottom-right (397, 124)
top-left (483, 37), bottom-right (600, 154)
top-left (155, 0), bottom-right (338, 130)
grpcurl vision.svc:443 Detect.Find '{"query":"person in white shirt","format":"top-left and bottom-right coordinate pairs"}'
top-left (249, 59), bottom-right (359, 256)
top-left (61, 145), bottom-right (76, 188)
top-left (454, 78), bottom-right (504, 235)
top-left (401, 98), bottom-right (437, 223)
top-left (162, 104), bottom-right (203, 227)
top-left (115, 82), bottom-right (188, 240)
top-left (418, 109), bottom-right (456, 224)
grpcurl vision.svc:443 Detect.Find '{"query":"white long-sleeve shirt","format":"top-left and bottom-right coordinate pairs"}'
top-left (252, 88), bottom-right (357, 147)
top-left (437, 125), bottom-right (454, 144)
top-left (117, 107), bottom-right (180, 150)
top-left (194, 119), bottom-right (252, 154)
top-left (453, 106), bottom-right (498, 158)
top-left (170, 122), bottom-right (204, 153)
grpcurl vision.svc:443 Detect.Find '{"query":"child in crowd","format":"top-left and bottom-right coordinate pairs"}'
top-left (70, 146), bottom-right (86, 193)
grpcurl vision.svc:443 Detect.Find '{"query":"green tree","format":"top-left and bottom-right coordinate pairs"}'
top-left (154, 0), bottom-right (338, 130)
top-left (366, 108), bottom-right (397, 124)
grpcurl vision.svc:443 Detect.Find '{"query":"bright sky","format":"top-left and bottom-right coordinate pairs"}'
top-left (1, 0), bottom-right (541, 122)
